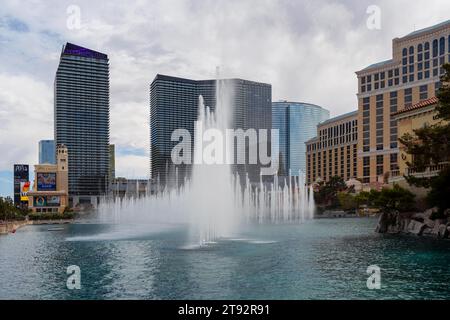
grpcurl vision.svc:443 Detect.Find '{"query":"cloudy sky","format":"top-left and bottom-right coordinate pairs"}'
top-left (1, 0), bottom-right (450, 196)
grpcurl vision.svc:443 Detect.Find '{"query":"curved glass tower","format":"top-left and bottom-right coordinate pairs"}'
top-left (272, 101), bottom-right (329, 176)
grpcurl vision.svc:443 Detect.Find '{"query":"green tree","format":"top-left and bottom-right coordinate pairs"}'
top-left (373, 184), bottom-right (415, 212)
top-left (314, 176), bottom-right (347, 207)
top-left (399, 63), bottom-right (450, 214)
top-left (337, 192), bottom-right (357, 211)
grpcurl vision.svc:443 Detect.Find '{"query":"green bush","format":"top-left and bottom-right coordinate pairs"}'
top-left (28, 212), bottom-right (74, 221)
top-left (337, 192), bottom-right (357, 211)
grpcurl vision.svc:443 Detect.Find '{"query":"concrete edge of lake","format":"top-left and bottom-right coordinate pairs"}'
top-left (0, 219), bottom-right (74, 234)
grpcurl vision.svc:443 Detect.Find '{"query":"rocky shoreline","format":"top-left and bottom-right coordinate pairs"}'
top-left (375, 208), bottom-right (450, 239)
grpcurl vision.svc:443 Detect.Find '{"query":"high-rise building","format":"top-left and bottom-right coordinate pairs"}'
top-left (355, 20), bottom-right (450, 184)
top-left (54, 43), bottom-right (110, 204)
top-left (109, 144), bottom-right (115, 182)
top-left (305, 111), bottom-right (358, 185)
top-left (38, 140), bottom-right (56, 164)
top-left (150, 74), bottom-right (272, 186)
top-left (272, 101), bottom-right (329, 176)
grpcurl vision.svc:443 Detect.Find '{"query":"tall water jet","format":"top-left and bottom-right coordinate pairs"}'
top-left (97, 76), bottom-right (316, 246)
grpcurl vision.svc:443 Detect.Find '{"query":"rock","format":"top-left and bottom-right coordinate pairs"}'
top-left (376, 211), bottom-right (399, 233)
top-left (438, 224), bottom-right (449, 238)
top-left (424, 207), bottom-right (438, 218)
top-left (412, 212), bottom-right (426, 221)
top-left (423, 218), bottom-right (435, 229)
top-left (444, 209), bottom-right (450, 218)
top-left (407, 220), bottom-right (427, 235)
top-left (431, 222), bottom-right (442, 236)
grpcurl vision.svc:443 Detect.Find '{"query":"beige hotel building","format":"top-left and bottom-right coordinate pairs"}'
top-left (306, 111), bottom-right (358, 185)
top-left (355, 20), bottom-right (450, 184)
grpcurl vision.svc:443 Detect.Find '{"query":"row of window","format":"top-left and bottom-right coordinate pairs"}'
top-left (306, 144), bottom-right (357, 183)
top-left (360, 35), bottom-right (450, 93)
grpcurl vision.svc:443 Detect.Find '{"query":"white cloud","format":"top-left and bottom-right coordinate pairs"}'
top-left (0, 73), bottom-right (53, 170)
top-left (1, 0), bottom-right (450, 186)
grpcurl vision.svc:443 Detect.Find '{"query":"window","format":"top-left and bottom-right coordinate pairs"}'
top-left (433, 39), bottom-right (438, 57)
top-left (420, 85), bottom-right (428, 100)
top-left (409, 46), bottom-right (414, 55)
top-left (402, 48), bottom-right (407, 56)
top-left (418, 43), bottom-right (423, 52)
top-left (377, 155), bottom-right (384, 165)
top-left (440, 37), bottom-right (445, 56)
top-left (425, 42), bottom-right (430, 51)
top-left (363, 157), bottom-right (370, 166)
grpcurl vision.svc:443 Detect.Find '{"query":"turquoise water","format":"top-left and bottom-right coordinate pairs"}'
top-left (0, 218), bottom-right (449, 300)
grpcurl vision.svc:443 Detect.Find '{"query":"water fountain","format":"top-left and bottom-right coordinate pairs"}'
top-left (98, 79), bottom-right (315, 246)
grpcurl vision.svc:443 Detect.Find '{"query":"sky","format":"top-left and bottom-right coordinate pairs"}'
top-left (1, 0), bottom-right (450, 197)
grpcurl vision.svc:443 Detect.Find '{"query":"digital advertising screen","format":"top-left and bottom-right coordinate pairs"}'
top-left (37, 172), bottom-right (57, 191)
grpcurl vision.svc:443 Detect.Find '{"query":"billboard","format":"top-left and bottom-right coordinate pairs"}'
top-left (37, 172), bottom-right (56, 191)
top-left (20, 181), bottom-right (30, 201)
top-left (14, 164), bottom-right (29, 205)
top-left (33, 196), bottom-right (60, 207)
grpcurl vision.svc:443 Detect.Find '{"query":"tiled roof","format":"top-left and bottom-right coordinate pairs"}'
top-left (360, 59), bottom-right (394, 72)
top-left (392, 97), bottom-right (438, 116)
top-left (319, 110), bottom-right (358, 126)
top-left (403, 20), bottom-right (450, 39)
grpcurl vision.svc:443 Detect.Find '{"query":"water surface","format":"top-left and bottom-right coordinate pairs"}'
top-left (1, 218), bottom-right (449, 299)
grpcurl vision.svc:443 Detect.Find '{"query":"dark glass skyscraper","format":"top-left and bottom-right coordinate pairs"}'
top-left (150, 74), bottom-right (272, 186)
top-left (54, 43), bottom-right (110, 200)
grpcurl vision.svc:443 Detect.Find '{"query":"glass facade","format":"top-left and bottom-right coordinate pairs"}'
top-left (150, 74), bottom-right (272, 186)
top-left (54, 43), bottom-right (110, 196)
top-left (272, 102), bottom-right (329, 176)
top-left (38, 140), bottom-right (55, 164)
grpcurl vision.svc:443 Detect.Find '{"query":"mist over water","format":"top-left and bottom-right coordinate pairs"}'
top-left (98, 79), bottom-right (315, 246)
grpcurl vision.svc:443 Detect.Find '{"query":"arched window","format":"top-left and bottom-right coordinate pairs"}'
top-left (418, 44), bottom-right (423, 52)
top-left (409, 46), bottom-right (414, 55)
top-left (440, 37), bottom-right (445, 55)
top-left (424, 42), bottom-right (430, 51)
top-left (433, 39), bottom-right (438, 57)
top-left (402, 48), bottom-right (407, 56)
top-left (448, 35), bottom-right (450, 53)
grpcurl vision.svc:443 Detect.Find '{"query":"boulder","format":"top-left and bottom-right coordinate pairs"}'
top-left (407, 220), bottom-right (427, 235)
top-left (423, 218), bottom-right (435, 229)
top-left (438, 224), bottom-right (449, 238)
top-left (431, 222), bottom-right (442, 236)
top-left (411, 212), bottom-right (426, 221)
top-left (423, 207), bottom-right (438, 218)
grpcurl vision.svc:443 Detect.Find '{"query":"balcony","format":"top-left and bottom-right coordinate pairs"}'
top-left (406, 162), bottom-right (449, 178)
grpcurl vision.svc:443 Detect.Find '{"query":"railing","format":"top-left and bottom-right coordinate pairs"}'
top-left (406, 162), bottom-right (449, 177)
top-left (390, 170), bottom-right (400, 177)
